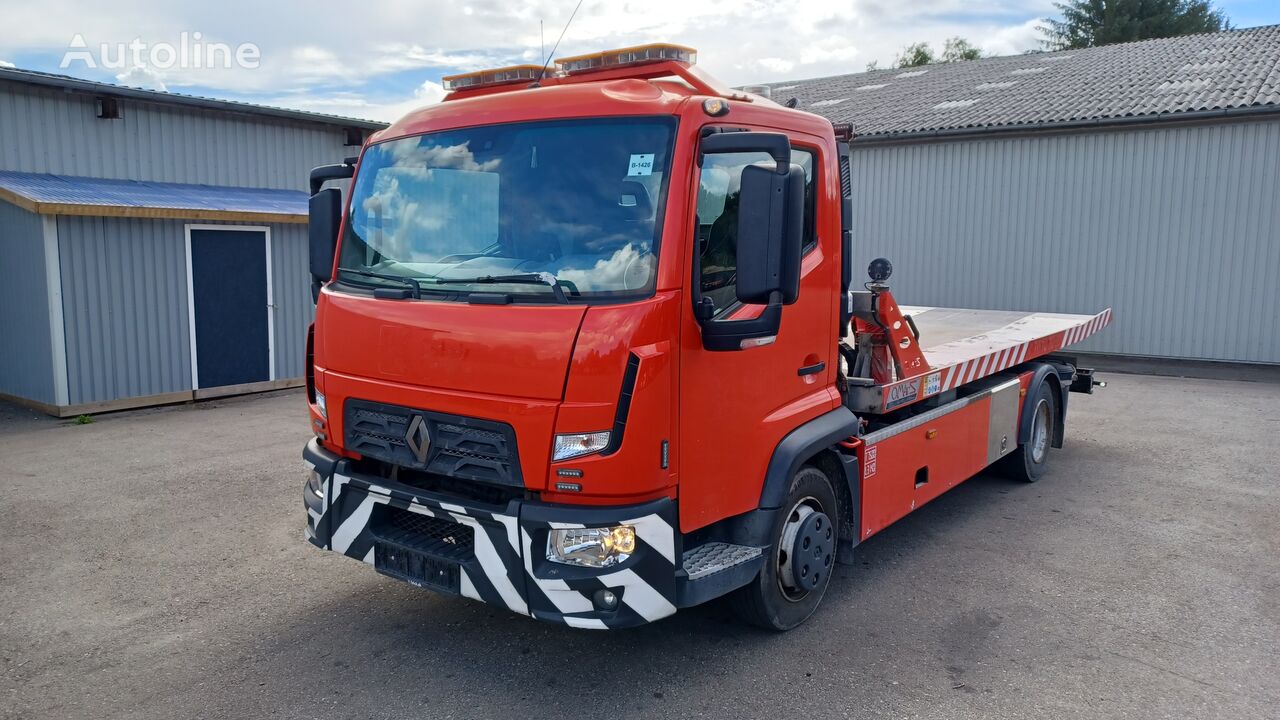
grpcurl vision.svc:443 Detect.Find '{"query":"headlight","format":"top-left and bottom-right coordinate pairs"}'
top-left (314, 391), bottom-right (327, 419)
top-left (547, 526), bottom-right (636, 567)
top-left (553, 431), bottom-right (609, 461)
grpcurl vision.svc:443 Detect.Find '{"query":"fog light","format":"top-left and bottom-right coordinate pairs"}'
top-left (594, 588), bottom-right (620, 610)
top-left (547, 526), bottom-right (636, 567)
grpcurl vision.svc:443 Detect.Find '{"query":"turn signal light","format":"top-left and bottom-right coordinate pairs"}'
top-left (442, 64), bottom-right (555, 91)
top-left (555, 43), bottom-right (697, 75)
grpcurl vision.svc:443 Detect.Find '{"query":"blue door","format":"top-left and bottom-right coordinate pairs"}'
top-left (189, 228), bottom-right (271, 389)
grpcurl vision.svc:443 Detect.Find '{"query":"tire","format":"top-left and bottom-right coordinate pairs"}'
top-left (999, 382), bottom-right (1057, 483)
top-left (731, 466), bottom-right (839, 631)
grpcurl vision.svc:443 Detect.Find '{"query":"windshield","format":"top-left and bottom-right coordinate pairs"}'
top-left (337, 117), bottom-right (677, 302)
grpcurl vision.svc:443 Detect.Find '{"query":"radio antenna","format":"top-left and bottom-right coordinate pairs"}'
top-left (531, 0), bottom-right (583, 87)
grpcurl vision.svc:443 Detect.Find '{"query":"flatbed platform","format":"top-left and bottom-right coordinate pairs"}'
top-left (843, 305), bottom-right (1113, 413)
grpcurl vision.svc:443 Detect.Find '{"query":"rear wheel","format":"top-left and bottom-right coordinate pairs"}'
top-left (1000, 382), bottom-right (1057, 482)
top-left (731, 466), bottom-right (838, 630)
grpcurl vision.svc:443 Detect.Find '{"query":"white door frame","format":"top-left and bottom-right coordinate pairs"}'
top-left (183, 224), bottom-right (275, 390)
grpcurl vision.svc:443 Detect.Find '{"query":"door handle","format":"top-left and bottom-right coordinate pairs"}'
top-left (797, 361), bottom-right (825, 377)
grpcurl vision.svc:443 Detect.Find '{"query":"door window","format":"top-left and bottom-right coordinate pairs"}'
top-left (695, 148), bottom-right (815, 317)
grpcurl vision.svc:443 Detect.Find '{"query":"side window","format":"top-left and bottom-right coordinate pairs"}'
top-left (695, 148), bottom-right (815, 316)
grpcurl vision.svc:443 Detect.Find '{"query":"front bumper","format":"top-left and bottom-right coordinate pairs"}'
top-left (303, 439), bottom-right (680, 629)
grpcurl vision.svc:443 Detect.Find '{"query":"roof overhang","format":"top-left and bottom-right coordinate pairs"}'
top-left (0, 171), bottom-right (308, 224)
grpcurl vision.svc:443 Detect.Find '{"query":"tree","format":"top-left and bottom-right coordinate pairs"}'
top-left (893, 38), bottom-right (984, 68)
top-left (1041, 0), bottom-right (1229, 50)
top-left (895, 42), bottom-right (935, 68)
top-left (942, 37), bottom-right (984, 62)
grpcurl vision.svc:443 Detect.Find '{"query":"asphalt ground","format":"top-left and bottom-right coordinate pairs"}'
top-left (2, 372), bottom-right (1277, 719)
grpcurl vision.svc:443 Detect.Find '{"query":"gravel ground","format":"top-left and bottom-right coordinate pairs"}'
top-left (1, 373), bottom-right (1277, 719)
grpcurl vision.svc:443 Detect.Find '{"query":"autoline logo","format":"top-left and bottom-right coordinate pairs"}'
top-left (60, 32), bottom-right (261, 70)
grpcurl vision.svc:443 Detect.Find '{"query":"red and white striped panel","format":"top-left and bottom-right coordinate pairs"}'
top-left (939, 307), bottom-right (1113, 392)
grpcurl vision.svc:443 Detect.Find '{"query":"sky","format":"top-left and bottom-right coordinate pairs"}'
top-left (0, 0), bottom-right (1276, 123)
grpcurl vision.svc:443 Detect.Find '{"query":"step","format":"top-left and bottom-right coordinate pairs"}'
top-left (682, 542), bottom-right (763, 580)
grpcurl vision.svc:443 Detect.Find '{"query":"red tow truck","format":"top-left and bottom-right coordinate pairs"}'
top-left (301, 44), bottom-right (1111, 630)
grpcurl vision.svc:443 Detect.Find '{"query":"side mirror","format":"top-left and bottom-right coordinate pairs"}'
top-left (308, 162), bottom-right (355, 302)
top-left (309, 188), bottom-right (342, 301)
top-left (735, 163), bottom-right (804, 305)
top-left (695, 131), bottom-right (805, 351)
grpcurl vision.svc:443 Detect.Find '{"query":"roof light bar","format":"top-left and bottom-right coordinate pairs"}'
top-left (555, 43), bottom-right (697, 76)
top-left (442, 64), bottom-right (556, 92)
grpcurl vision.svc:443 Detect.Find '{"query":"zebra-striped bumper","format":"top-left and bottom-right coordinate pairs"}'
top-left (303, 440), bottom-right (679, 629)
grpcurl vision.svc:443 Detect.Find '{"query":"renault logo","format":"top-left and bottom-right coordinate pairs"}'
top-left (405, 415), bottom-right (431, 464)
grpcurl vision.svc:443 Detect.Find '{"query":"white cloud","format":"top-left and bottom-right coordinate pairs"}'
top-left (115, 65), bottom-right (168, 90)
top-left (265, 78), bottom-right (446, 122)
top-left (0, 1), bottom-right (1056, 120)
top-left (0, 60), bottom-right (14, 68)
top-left (984, 18), bottom-right (1046, 57)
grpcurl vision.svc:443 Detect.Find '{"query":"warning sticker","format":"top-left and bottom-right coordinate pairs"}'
top-left (627, 154), bottom-right (655, 176)
top-left (923, 372), bottom-right (941, 396)
top-left (864, 446), bottom-right (878, 479)
top-left (884, 378), bottom-right (920, 410)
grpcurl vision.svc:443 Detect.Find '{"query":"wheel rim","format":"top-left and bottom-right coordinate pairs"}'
top-left (1031, 398), bottom-right (1050, 464)
top-left (776, 496), bottom-right (834, 601)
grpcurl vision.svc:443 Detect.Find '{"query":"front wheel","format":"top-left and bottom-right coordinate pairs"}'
top-left (730, 466), bottom-right (838, 630)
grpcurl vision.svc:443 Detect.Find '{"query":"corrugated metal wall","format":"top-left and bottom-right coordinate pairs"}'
top-left (270, 224), bottom-right (313, 380)
top-left (58, 216), bottom-right (192, 405)
top-left (0, 81), bottom-right (355, 190)
top-left (849, 119), bottom-right (1280, 363)
top-left (0, 201), bottom-right (54, 403)
top-left (57, 217), bottom-right (314, 405)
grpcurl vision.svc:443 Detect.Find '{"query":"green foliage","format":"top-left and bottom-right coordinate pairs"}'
top-left (74, 414), bottom-right (94, 425)
top-left (1041, 0), bottom-right (1230, 50)
top-left (892, 37), bottom-right (983, 69)
top-left (942, 37), bottom-right (984, 62)
top-left (895, 42), bottom-right (935, 68)
top-left (865, 59), bottom-right (880, 72)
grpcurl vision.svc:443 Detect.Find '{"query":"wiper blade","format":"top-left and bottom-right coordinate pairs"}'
top-left (426, 272), bottom-right (568, 303)
top-left (336, 268), bottom-right (420, 299)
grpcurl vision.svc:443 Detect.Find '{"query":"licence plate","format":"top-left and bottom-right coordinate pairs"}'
top-left (373, 542), bottom-right (460, 593)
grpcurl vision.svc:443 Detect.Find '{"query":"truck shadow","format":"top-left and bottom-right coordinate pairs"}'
top-left (235, 470), bottom-right (1041, 717)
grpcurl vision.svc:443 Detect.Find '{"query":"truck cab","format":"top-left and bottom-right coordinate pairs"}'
top-left (302, 45), bottom-right (1109, 630)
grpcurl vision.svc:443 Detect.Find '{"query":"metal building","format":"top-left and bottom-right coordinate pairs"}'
top-left (0, 68), bottom-right (386, 415)
top-left (778, 25), bottom-right (1280, 365)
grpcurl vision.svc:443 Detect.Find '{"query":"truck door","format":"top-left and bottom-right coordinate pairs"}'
top-left (678, 135), bottom-right (839, 531)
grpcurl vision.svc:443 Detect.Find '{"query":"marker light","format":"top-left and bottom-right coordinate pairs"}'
top-left (555, 43), bottom-right (697, 76)
top-left (442, 64), bottom-right (554, 91)
top-left (553, 431), bottom-right (611, 461)
top-left (548, 526), bottom-right (637, 568)
top-left (314, 391), bottom-right (327, 419)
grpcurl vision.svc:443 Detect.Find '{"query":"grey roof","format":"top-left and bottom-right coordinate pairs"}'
top-left (0, 66), bottom-right (387, 130)
top-left (0, 169), bottom-right (307, 218)
top-left (770, 25), bottom-right (1280, 140)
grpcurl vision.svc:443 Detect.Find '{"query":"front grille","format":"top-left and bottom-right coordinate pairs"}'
top-left (368, 505), bottom-right (474, 564)
top-left (344, 399), bottom-right (523, 487)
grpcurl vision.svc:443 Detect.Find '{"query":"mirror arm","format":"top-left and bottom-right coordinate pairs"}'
top-left (699, 131), bottom-right (791, 174)
top-left (309, 161), bottom-right (356, 195)
top-left (696, 292), bottom-right (784, 352)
